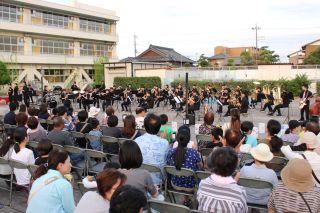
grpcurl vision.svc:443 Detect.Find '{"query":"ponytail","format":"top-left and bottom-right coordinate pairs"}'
top-left (0, 138), bottom-right (15, 157)
top-left (174, 128), bottom-right (190, 170)
top-left (14, 143), bottom-right (20, 154)
top-left (13, 128), bottom-right (27, 154)
top-left (33, 164), bottom-right (48, 180)
top-left (269, 135), bottom-right (283, 153)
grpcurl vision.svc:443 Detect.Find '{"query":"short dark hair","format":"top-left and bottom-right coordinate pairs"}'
top-left (211, 127), bottom-right (223, 140)
top-left (27, 106), bottom-right (38, 116)
top-left (39, 103), bottom-right (48, 114)
top-left (27, 116), bottom-right (39, 130)
top-left (160, 114), bottom-right (168, 125)
top-left (119, 140), bottom-right (142, 169)
top-left (267, 119), bottom-right (281, 136)
top-left (209, 147), bottom-right (238, 177)
top-left (16, 112), bottom-right (28, 127)
top-left (241, 121), bottom-right (254, 133)
top-left (9, 102), bottom-right (17, 111)
top-left (288, 120), bottom-right (300, 131)
top-left (269, 136), bottom-right (283, 153)
top-left (106, 106), bottom-right (115, 116)
top-left (90, 118), bottom-right (100, 129)
top-left (53, 116), bottom-right (64, 128)
top-left (57, 106), bottom-right (67, 116)
top-left (303, 84), bottom-right (309, 89)
top-left (224, 129), bottom-right (242, 148)
top-left (306, 121), bottom-right (320, 135)
top-left (96, 168), bottom-right (126, 199)
top-left (204, 112), bottom-right (214, 125)
top-left (107, 115), bottom-right (118, 127)
top-left (135, 107), bottom-right (145, 115)
top-left (19, 104), bottom-right (27, 113)
top-left (77, 110), bottom-right (88, 122)
top-left (109, 185), bottom-right (147, 213)
top-left (144, 113), bottom-right (161, 135)
top-left (36, 139), bottom-right (53, 156)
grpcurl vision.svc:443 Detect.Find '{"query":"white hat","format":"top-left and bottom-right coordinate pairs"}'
top-left (250, 143), bottom-right (274, 162)
top-left (88, 107), bottom-right (100, 117)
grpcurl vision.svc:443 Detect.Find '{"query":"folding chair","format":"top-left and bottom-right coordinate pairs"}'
top-left (85, 134), bottom-right (101, 149)
top-left (141, 163), bottom-right (164, 189)
top-left (28, 164), bottom-right (39, 182)
top-left (199, 148), bottom-right (212, 166)
top-left (0, 157), bottom-right (13, 205)
top-left (265, 156), bottom-right (288, 174)
top-left (195, 134), bottom-right (212, 150)
top-left (100, 136), bottom-right (119, 161)
top-left (38, 118), bottom-right (47, 129)
top-left (28, 141), bottom-right (39, 149)
top-left (164, 166), bottom-right (197, 204)
top-left (71, 131), bottom-right (87, 148)
top-left (195, 171), bottom-right (211, 181)
top-left (46, 119), bottom-right (54, 131)
top-left (64, 145), bottom-right (86, 177)
top-left (117, 138), bottom-right (131, 145)
top-left (85, 149), bottom-right (108, 175)
top-left (238, 177), bottom-right (274, 210)
top-left (52, 143), bottom-right (65, 151)
top-left (148, 200), bottom-right (191, 213)
top-left (3, 124), bottom-right (16, 140)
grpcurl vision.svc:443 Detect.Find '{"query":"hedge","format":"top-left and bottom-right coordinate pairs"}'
top-left (171, 74), bottom-right (311, 97)
top-left (113, 77), bottom-right (161, 89)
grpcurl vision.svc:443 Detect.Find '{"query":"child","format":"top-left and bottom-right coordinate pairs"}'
top-left (241, 121), bottom-right (258, 148)
top-left (159, 114), bottom-right (173, 142)
top-left (281, 120), bottom-right (301, 144)
top-left (88, 118), bottom-right (102, 150)
top-left (206, 127), bottom-right (223, 149)
top-left (135, 107), bottom-right (146, 129)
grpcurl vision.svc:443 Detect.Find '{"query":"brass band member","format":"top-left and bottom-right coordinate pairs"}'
top-left (140, 91), bottom-right (155, 111)
top-left (261, 92), bottom-right (274, 112)
top-left (299, 84), bottom-right (312, 121)
top-left (217, 86), bottom-right (230, 113)
top-left (268, 90), bottom-right (290, 116)
top-left (13, 83), bottom-right (19, 106)
top-left (121, 89), bottom-right (131, 112)
top-left (188, 90), bottom-right (200, 114)
top-left (8, 84), bottom-right (13, 103)
top-left (71, 81), bottom-right (80, 103)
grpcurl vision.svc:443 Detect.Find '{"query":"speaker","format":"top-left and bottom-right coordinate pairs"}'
top-left (183, 114), bottom-right (195, 126)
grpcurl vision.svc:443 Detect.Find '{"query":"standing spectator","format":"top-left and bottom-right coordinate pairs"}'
top-left (159, 114), bottom-right (173, 142)
top-left (4, 102), bottom-right (17, 125)
top-left (75, 168), bottom-right (126, 213)
top-left (281, 120), bottom-right (301, 144)
top-left (240, 143), bottom-right (278, 205)
top-left (197, 147), bottom-right (247, 213)
top-left (268, 159), bottom-right (320, 213)
top-left (35, 139), bottom-right (53, 165)
top-left (27, 150), bottom-right (75, 213)
top-left (27, 116), bottom-right (47, 142)
top-left (135, 113), bottom-right (169, 185)
top-left (121, 115), bottom-right (141, 140)
top-left (88, 118), bottom-right (103, 150)
top-left (135, 107), bottom-right (146, 129)
top-left (10, 128), bottom-right (35, 187)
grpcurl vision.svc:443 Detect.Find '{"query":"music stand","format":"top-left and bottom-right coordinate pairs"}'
top-left (174, 96), bottom-right (184, 118)
top-left (216, 99), bottom-right (225, 124)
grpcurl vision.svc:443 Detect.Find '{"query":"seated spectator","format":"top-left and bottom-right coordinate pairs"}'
top-left (166, 125), bottom-right (201, 206)
top-left (197, 147), bottom-right (247, 213)
top-left (75, 110), bottom-right (93, 148)
top-left (27, 106), bottom-right (39, 117)
top-left (241, 121), bottom-right (258, 148)
top-left (306, 121), bottom-right (320, 135)
top-left (88, 118), bottom-right (103, 150)
top-left (159, 114), bottom-right (173, 142)
top-left (88, 106), bottom-right (100, 123)
top-left (109, 185), bottom-right (147, 213)
top-left (135, 107), bottom-right (146, 129)
top-left (38, 103), bottom-right (50, 120)
top-left (260, 119), bottom-right (282, 148)
top-left (268, 159), bottom-right (320, 213)
top-left (121, 115), bottom-right (141, 140)
top-left (75, 168), bottom-right (126, 213)
top-left (135, 113), bottom-right (169, 185)
top-left (207, 127), bottom-right (223, 149)
top-left (63, 99), bottom-right (73, 117)
top-left (27, 116), bottom-right (47, 142)
top-left (240, 143), bottom-right (278, 205)
top-left (35, 139), bottom-right (53, 165)
top-left (281, 120), bottom-right (301, 144)
top-left (101, 115), bottom-right (121, 154)
top-left (0, 138), bottom-right (15, 181)
top-left (47, 117), bottom-right (73, 146)
top-left (57, 106), bottom-right (74, 131)
top-left (16, 112), bottom-right (28, 131)
top-left (281, 131), bottom-right (320, 187)
top-left (10, 128), bottom-right (35, 187)
top-left (172, 125), bottom-right (197, 149)
top-left (198, 112), bottom-right (215, 149)
top-left (269, 135), bottom-right (284, 157)
top-left (19, 104), bottom-right (27, 113)
top-left (224, 129), bottom-right (244, 153)
top-left (4, 102), bottom-right (17, 125)
top-left (27, 150), bottom-right (75, 213)
top-left (101, 106), bottom-right (115, 126)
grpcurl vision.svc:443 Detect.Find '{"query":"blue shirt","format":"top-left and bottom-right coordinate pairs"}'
top-left (27, 170), bottom-right (75, 213)
top-left (135, 133), bottom-right (169, 185)
top-left (88, 129), bottom-right (102, 150)
top-left (166, 148), bottom-right (201, 188)
top-left (246, 135), bottom-right (258, 148)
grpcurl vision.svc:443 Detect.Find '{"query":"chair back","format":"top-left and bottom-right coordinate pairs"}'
top-left (52, 144), bottom-right (64, 151)
top-left (200, 148), bottom-right (212, 157)
top-left (238, 177), bottom-right (273, 189)
top-left (196, 134), bottom-right (212, 149)
top-left (85, 134), bottom-right (101, 142)
top-left (28, 141), bottom-right (39, 149)
top-left (141, 163), bottom-right (162, 173)
top-left (137, 129), bottom-right (146, 135)
top-left (265, 156), bottom-right (288, 173)
top-left (28, 164), bottom-right (39, 175)
top-left (85, 149), bottom-right (106, 159)
top-left (46, 120), bottom-right (54, 125)
top-left (282, 141), bottom-right (292, 146)
top-left (196, 171), bottom-right (211, 180)
top-left (9, 159), bottom-right (29, 170)
top-left (0, 157), bottom-right (8, 165)
top-left (100, 136), bottom-right (118, 144)
top-left (164, 166), bottom-right (195, 178)
top-left (38, 118), bottom-right (47, 125)
top-left (71, 131), bottom-right (85, 139)
top-left (117, 138), bottom-right (131, 145)
top-left (148, 200), bottom-right (190, 213)
top-left (64, 145), bottom-right (83, 154)
top-left (240, 152), bottom-right (254, 162)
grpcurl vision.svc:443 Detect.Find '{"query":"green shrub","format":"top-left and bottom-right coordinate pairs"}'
top-left (113, 77), bottom-right (161, 89)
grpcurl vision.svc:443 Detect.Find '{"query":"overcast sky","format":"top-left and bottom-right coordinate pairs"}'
top-left (48, 0), bottom-right (320, 62)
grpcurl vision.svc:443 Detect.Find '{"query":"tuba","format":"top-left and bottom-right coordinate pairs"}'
top-left (272, 86), bottom-right (282, 105)
top-left (262, 85), bottom-right (270, 104)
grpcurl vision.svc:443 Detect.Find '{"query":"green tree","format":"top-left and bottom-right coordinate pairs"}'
top-left (197, 54), bottom-right (211, 67)
top-left (94, 56), bottom-right (108, 85)
top-left (240, 51), bottom-right (255, 65)
top-left (304, 47), bottom-right (320, 64)
top-left (0, 61), bottom-right (10, 85)
top-left (257, 46), bottom-right (280, 64)
top-left (226, 58), bottom-right (234, 66)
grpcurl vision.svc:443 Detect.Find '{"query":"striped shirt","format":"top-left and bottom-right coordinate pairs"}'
top-left (268, 182), bottom-right (320, 213)
top-left (197, 174), bottom-right (247, 213)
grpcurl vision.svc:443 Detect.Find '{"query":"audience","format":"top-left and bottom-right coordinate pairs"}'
top-left (224, 129), bottom-right (244, 152)
top-left (197, 147), bottom-right (247, 213)
top-left (47, 117), bottom-right (73, 146)
top-left (27, 150), bottom-right (75, 213)
top-left (15, 112), bottom-right (28, 130)
top-left (0, 137), bottom-right (15, 181)
top-left (268, 159), bottom-right (320, 213)
top-left (281, 120), bottom-right (301, 144)
top-left (57, 106), bottom-right (74, 131)
top-left (222, 108), bottom-right (241, 134)
top-left (135, 113), bottom-right (169, 185)
top-left (75, 110), bottom-right (93, 148)
top-left (109, 185), bottom-right (147, 213)
top-left (241, 121), bottom-right (258, 148)
top-left (88, 106), bottom-right (100, 123)
top-left (121, 114), bottom-right (141, 140)
top-left (88, 118), bottom-right (103, 150)
top-left (206, 127), bottom-right (223, 149)
top-left (172, 125), bottom-right (197, 149)
top-left (240, 143), bottom-right (278, 205)
top-left (101, 106), bottom-right (115, 126)
top-left (261, 119), bottom-right (283, 155)
top-left (75, 168), bottom-right (126, 213)
top-left (35, 139), bottom-right (53, 165)
top-left (135, 107), bottom-right (146, 129)
top-left (159, 114), bottom-right (173, 142)
top-left (19, 104), bottom-right (27, 113)
top-left (4, 102), bottom-right (17, 125)
top-left (199, 112), bottom-right (215, 137)
top-left (101, 115), bottom-right (121, 154)
top-left (27, 116), bottom-right (47, 142)
top-left (38, 103), bottom-right (50, 120)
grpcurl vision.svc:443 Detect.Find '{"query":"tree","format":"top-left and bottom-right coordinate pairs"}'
top-left (257, 46), bottom-right (280, 64)
top-left (226, 58), bottom-right (234, 66)
top-left (197, 54), bottom-right (211, 67)
top-left (304, 47), bottom-right (320, 64)
top-left (0, 61), bottom-right (10, 85)
top-left (93, 56), bottom-right (108, 85)
top-left (240, 51), bottom-right (255, 65)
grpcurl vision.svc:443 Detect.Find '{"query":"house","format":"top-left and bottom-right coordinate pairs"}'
top-left (120, 44), bottom-right (194, 67)
top-left (288, 38), bottom-right (320, 65)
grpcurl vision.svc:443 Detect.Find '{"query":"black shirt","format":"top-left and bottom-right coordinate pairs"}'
top-left (4, 111), bottom-right (16, 125)
top-left (300, 90), bottom-right (313, 105)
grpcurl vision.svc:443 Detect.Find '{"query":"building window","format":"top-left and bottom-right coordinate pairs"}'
top-left (31, 10), bottom-right (70, 29)
top-left (41, 69), bottom-right (71, 83)
top-left (80, 43), bottom-right (94, 56)
top-left (8, 69), bottom-right (23, 81)
top-left (80, 42), bottom-right (113, 57)
top-left (85, 69), bottom-right (95, 80)
top-left (32, 38), bottom-right (73, 55)
top-left (0, 35), bottom-right (24, 53)
top-left (0, 3), bottom-right (22, 23)
top-left (80, 18), bottom-right (111, 34)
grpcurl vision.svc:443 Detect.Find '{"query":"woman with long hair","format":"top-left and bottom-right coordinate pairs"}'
top-left (27, 150), bottom-right (75, 213)
top-left (121, 115), bottom-right (141, 140)
top-left (223, 108), bottom-right (241, 134)
top-left (0, 138), bottom-right (15, 181)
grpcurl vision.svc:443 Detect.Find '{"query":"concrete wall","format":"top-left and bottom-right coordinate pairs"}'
top-left (136, 69), bottom-right (167, 87)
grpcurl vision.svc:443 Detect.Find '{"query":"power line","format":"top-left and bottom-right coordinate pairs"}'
top-left (133, 33), bottom-right (138, 57)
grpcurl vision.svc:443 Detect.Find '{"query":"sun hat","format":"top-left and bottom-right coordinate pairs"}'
top-left (300, 132), bottom-right (320, 149)
top-left (281, 158), bottom-right (315, 193)
top-left (88, 107), bottom-right (100, 118)
top-left (250, 143), bottom-right (274, 162)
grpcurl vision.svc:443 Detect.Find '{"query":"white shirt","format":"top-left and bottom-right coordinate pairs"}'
top-left (135, 117), bottom-right (145, 129)
top-left (10, 147), bottom-right (35, 185)
top-left (0, 147), bottom-right (14, 175)
top-left (74, 191), bottom-right (109, 213)
top-left (173, 141), bottom-right (196, 149)
top-left (281, 145), bottom-right (320, 187)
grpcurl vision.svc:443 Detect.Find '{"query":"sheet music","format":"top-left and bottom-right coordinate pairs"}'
top-left (174, 96), bottom-right (181, 104)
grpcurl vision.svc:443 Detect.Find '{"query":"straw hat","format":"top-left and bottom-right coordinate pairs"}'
top-left (281, 158), bottom-right (315, 193)
top-left (250, 143), bottom-right (273, 162)
top-left (88, 107), bottom-right (100, 117)
top-left (300, 132), bottom-right (320, 149)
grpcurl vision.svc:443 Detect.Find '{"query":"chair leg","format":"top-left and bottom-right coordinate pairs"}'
top-left (9, 173), bottom-right (13, 207)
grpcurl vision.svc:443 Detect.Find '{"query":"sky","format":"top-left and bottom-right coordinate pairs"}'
top-left (47, 0), bottom-right (320, 62)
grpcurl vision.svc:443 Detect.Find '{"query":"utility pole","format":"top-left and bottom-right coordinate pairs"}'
top-left (252, 24), bottom-right (260, 64)
top-left (133, 33), bottom-right (138, 57)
